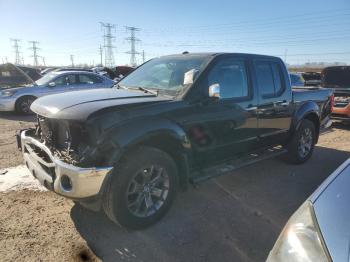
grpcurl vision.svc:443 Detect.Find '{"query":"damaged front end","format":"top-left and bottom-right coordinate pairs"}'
top-left (18, 115), bottom-right (113, 199)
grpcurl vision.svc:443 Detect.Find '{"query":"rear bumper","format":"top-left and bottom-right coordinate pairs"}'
top-left (332, 104), bottom-right (350, 121)
top-left (19, 129), bottom-right (113, 199)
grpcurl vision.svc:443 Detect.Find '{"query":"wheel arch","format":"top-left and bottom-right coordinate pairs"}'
top-left (293, 102), bottom-right (320, 143)
top-left (100, 117), bottom-right (192, 191)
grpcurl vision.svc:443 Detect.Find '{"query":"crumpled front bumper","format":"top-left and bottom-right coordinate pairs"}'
top-left (19, 129), bottom-right (113, 199)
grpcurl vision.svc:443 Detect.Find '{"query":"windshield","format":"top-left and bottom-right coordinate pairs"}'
top-left (35, 72), bottom-right (58, 86)
top-left (118, 55), bottom-right (211, 95)
top-left (290, 74), bottom-right (305, 86)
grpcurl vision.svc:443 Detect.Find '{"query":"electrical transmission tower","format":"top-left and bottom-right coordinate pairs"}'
top-left (99, 45), bottom-right (103, 66)
top-left (28, 41), bottom-right (40, 67)
top-left (10, 39), bottom-right (22, 65)
top-left (142, 50), bottom-right (145, 63)
top-left (125, 26), bottom-right (141, 67)
top-left (100, 22), bottom-right (116, 68)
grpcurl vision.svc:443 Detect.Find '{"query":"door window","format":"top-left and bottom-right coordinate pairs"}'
top-left (79, 74), bottom-right (102, 84)
top-left (53, 74), bottom-right (77, 86)
top-left (208, 58), bottom-right (249, 99)
top-left (255, 61), bottom-right (284, 97)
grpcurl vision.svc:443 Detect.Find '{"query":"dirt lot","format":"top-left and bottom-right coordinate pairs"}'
top-left (0, 112), bottom-right (349, 262)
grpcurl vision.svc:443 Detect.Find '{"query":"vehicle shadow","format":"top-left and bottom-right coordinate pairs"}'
top-left (0, 112), bottom-right (35, 122)
top-left (332, 121), bottom-right (350, 130)
top-left (70, 146), bottom-right (350, 262)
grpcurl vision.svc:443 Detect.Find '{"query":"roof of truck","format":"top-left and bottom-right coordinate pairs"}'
top-left (160, 52), bottom-right (281, 60)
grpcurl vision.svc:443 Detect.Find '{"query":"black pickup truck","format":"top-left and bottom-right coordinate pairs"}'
top-left (18, 53), bottom-right (333, 228)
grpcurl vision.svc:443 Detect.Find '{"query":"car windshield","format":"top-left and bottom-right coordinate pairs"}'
top-left (290, 74), bottom-right (305, 86)
top-left (35, 72), bottom-right (58, 86)
top-left (117, 55), bottom-right (211, 96)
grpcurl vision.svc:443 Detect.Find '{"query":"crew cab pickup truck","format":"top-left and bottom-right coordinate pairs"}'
top-left (17, 53), bottom-right (333, 229)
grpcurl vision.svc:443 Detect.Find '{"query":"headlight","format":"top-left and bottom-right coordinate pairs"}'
top-left (267, 201), bottom-right (330, 262)
top-left (1, 90), bottom-right (16, 97)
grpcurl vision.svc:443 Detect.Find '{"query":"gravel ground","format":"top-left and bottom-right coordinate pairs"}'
top-left (0, 113), bottom-right (349, 262)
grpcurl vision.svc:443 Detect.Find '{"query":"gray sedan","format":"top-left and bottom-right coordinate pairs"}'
top-left (267, 158), bottom-right (350, 262)
top-left (0, 71), bottom-right (114, 114)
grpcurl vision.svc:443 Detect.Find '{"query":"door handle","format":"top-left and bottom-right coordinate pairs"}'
top-left (274, 100), bottom-right (290, 107)
top-left (246, 105), bottom-right (257, 111)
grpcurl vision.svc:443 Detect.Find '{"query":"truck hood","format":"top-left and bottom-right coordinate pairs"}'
top-left (30, 88), bottom-right (170, 121)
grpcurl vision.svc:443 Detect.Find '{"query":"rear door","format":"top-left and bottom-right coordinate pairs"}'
top-left (253, 59), bottom-right (293, 146)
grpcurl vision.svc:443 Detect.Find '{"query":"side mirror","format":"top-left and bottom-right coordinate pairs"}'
top-left (209, 83), bottom-right (220, 98)
top-left (48, 82), bottom-right (56, 87)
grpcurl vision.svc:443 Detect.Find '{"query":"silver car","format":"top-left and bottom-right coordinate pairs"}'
top-left (267, 158), bottom-right (350, 262)
top-left (0, 71), bottom-right (114, 114)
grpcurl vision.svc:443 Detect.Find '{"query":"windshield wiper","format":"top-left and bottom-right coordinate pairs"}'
top-left (136, 86), bottom-right (158, 96)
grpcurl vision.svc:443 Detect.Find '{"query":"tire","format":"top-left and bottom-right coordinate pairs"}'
top-left (285, 119), bottom-right (316, 164)
top-left (15, 96), bottom-right (36, 115)
top-left (103, 146), bottom-right (179, 229)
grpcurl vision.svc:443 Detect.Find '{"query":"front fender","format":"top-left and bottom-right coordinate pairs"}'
top-left (100, 116), bottom-right (191, 164)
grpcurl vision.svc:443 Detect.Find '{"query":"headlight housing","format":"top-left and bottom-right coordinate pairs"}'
top-left (267, 201), bottom-right (330, 262)
top-left (1, 90), bottom-right (16, 97)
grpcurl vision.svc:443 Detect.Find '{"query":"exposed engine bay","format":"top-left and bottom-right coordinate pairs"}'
top-left (34, 115), bottom-right (92, 166)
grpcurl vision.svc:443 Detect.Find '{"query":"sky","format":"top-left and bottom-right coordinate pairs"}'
top-left (0, 0), bottom-right (349, 67)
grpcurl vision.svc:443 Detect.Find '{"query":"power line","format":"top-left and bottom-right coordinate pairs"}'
top-left (28, 41), bottom-right (40, 67)
top-left (10, 39), bottom-right (22, 65)
top-left (100, 22), bottom-right (116, 68)
top-left (125, 26), bottom-right (141, 66)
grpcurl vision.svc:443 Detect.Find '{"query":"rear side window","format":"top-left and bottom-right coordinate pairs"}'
top-left (255, 61), bottom-right (284, 97)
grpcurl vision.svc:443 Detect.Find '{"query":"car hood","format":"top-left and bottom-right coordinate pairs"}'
top-left (30, 88), bottom-right (170, 121)
top-left (310, 159), bottom-right (350, 262)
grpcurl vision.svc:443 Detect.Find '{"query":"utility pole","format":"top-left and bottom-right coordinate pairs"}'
top-left (10, 39), bottom-right (22, 64)
top-left (28, 41), bottom-right (40, 67)
top-left (142, 50), bottom-right (145, 63)
top-left (70, 55), bottom-right (74, 67)
top-left (125, 26), bottom-right (141, 67)
top-left (99, 45), bottom-right (103, 66)
top-left (42, 57), bottom-right (46, 66)
top-left (100, 22), bottom-right (116, 68)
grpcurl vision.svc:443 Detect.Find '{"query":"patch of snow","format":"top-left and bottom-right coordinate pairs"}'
top-left (0, 165), bottom-right (47, 192)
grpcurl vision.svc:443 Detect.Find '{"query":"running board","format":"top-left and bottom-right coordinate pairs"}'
top-left (190, 146), bottom-right (287, 185)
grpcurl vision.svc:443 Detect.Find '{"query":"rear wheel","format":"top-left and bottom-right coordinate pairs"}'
top-left (103, 146), bottom-right (178, 229)
top-left (285, 119), bottom-right (316, 164)
top-left (15, 96), bottom-right (36, 115)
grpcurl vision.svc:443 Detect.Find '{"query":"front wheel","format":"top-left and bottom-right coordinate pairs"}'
top-left (285, 119), bottom-right (316, 164)
top-left (103, 146), bottom-right (178, 229)
top-left (15, 96), bottom-right (36, 115)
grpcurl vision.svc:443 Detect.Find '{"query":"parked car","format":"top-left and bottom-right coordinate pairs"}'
top-left (0, 71), bottom-right (114, 114)
top-left (0, 63), bottom-right (35, 89)
top-left (290, 73), bottom-right (305, 87)
top-left (18, 52), bottom-right (333, 228)
top-left (267, 158), bottom-right (350, 262)
top-left (322, 66), bottom-right (350, 123)
top-left (302, 72), bottom-right (321, 86)
top-left (16, 65), bottom-right (42, 81)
